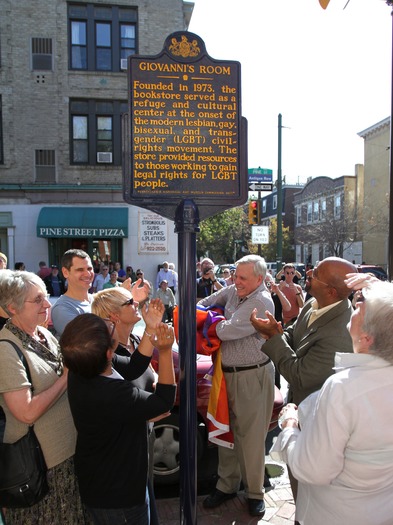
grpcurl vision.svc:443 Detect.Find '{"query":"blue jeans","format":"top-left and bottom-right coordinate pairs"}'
top-left (87, 488), bottom-right (150, 525)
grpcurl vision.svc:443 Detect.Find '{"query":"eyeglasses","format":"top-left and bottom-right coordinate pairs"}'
top-left (121, 298), bottom-right (134, 307)
top-left (102, 268), bottom-right (108, 271)
top-left (102, 318), bottom-right (116, 338)
top-left (309, 268), bottom-right (330, 287)
top-left (136, 273), bottom-right (142, 276)
top-left (25, 293), bottom-right (51, 305)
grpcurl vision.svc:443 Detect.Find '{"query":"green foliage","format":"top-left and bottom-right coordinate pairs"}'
top-left (197, 206), bottom-right (249, 263)
top-left (197, 209), bottom-right (294, 264)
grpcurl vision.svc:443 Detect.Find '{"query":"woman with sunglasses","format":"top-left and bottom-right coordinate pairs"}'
top-left (91, 288), bottom-right (164, 374)
top-left (0, 270), bottom-right (87, 524)
top-left (60, 314), bottom-right (176, 525)
top-left (91, 288), bottom-right (165, 523)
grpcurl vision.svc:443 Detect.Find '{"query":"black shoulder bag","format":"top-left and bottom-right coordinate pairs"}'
top-left (0, 339), bottom-right (49, 508)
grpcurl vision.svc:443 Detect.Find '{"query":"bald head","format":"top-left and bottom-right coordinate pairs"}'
top-left (307, 257), bottom-right (357, 307)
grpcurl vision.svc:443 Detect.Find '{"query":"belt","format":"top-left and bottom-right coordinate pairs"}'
top-left (222, 359), bottom-right (271, 373)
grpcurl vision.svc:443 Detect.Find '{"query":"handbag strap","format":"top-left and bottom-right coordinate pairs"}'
top-left (0, 339), bottom-right (33, 389)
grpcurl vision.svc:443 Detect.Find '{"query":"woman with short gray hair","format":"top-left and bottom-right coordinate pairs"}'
top-left (0, 270), bottom-right (87, 524)
top-left (271, 279), bottom-right (393, 525)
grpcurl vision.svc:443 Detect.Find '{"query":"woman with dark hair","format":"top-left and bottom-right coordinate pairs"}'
top-left (92, 288), bottom-right (164, 524)
top-left (0, 270), bottom-right (87, 524)
top-left (271, 278), bottom-right (393, 525)
top-left (60, 314), bottom-right (176, 525)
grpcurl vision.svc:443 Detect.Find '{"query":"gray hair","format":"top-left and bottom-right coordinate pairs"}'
top-left (236, 255), bottom-right (267, 278)
top-left (0, 270), bottom-right (47, 314)
top-left (362, 280), bottom-right (393, 364)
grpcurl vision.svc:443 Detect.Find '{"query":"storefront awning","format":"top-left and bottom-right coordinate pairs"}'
top-left (37, 207), bottom-right (128, 238)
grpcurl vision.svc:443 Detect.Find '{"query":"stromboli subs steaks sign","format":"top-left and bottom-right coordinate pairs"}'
top-left (123, 31), bottom-right (248, 220)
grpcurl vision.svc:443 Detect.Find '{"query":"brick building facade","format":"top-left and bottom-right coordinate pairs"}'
top-left (0, 0), bottom-right (193, 281)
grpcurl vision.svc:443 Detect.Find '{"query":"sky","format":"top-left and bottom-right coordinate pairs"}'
top-left (188, 0), bottom-right (392, 185)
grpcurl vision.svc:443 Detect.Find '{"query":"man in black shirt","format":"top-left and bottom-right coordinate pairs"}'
top-left (196, 258), bottom-right (227, 300)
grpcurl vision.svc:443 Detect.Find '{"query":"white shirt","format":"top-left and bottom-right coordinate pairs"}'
top-left (271, 352), bottom-right (393, 525)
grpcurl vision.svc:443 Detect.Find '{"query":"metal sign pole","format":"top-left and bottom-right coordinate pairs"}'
top-left (175, 199), bottom-right (199, 525)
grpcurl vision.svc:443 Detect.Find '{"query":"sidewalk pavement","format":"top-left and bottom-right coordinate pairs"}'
top-left (156, 460), bottom-right (296, 524)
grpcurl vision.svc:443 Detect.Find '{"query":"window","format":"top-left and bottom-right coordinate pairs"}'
top-left (0, 96), bottom-right (3, 164)
top-left (71, 21), bottom-right (87, 69)
top-left (70, 99), bottom-right (127, 165)
top-left (321, 198), bottom-right (326, 221)
top-left (96, 22), bottom-right (111, 70)
top-left (313, 201), bottom-right (319, 222)
top-left (272, 195), bottom-right (277, 210)
top-left (68, 3), bottom-right (137, 72)
top-left (296, 206), bottom-right (301, 226)
top-left (307, 202), bottom-right (312, 223)
top-left (35, 149), bottom-right (56, 182)
top-left (334, 194), bottom-right (341, 218)
top-left (262, 199), bottom-right (267, 213)
top-left (32, 38), bottom-right (53, 70)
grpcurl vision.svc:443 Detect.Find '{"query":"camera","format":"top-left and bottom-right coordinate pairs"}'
top-left (203, 268), bottom-right (213, 275)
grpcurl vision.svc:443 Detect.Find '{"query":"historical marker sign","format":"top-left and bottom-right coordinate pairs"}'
top-left (123, 31), bottom-right (248, 221)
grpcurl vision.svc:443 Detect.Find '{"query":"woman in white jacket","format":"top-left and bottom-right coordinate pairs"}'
top-left (271, 277), bottom-right (393, 525)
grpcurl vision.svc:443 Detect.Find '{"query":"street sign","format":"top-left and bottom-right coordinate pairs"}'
top-left (252, 225), bottom-right (269, 244)
top-left (248, 183), bottom-right (273, 192)
top-left (248, 168), bottom-right (273, 183)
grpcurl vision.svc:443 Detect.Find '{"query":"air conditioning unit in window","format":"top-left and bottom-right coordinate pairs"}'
top-left (97, 152), bottom-right (113, 163)
top-left (120, 58), bottom-right (128, 70)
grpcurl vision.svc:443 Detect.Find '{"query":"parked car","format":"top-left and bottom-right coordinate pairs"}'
top-left (150, 343), bottom-right (284, 485)
top-left (265, 262), bottom-right (278, 278)
top-left (357, 265), bottom-right (388, 281)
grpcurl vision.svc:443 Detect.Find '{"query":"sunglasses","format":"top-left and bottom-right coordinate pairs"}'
top-left (136, 273), bottom-right (142, 276)
top-left (121, 298), bottom-right (134, 307)
top-left (285, 272), bottom-right (295, 275)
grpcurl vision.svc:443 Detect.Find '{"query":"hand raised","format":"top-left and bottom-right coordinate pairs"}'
top-left (250, 309), bottom-right (283, 340)
top-left (142, 298), bottom-right (164, 331)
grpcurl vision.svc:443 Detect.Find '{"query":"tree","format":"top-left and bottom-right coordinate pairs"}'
top-left (296, 195), bottom-right (388, 259)
top-left (197, 206), bottom-right (249, 263)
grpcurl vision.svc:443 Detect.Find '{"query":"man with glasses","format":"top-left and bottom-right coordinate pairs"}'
top-left (250, 256), bottom-right (357, 502)
top-left (92, 265), bottom-right (110, 293)
top-left (276, 263), bottom-right (304, 326)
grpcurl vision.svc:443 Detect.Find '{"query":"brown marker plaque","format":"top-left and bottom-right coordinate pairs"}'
top-left (123, 31), bottom-right (248, 221)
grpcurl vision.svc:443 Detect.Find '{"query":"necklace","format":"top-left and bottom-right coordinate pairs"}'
top-left (119, 340), bottom-right (133, 351)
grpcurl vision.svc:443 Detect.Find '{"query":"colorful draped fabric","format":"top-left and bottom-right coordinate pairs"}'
top-left (173, 305), bottom-right (234, 448)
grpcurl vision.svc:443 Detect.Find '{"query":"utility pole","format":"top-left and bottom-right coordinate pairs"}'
top-left (277, 114), bottom-right (283, 270)
top-left (388, 1), bottom-right (393, 279)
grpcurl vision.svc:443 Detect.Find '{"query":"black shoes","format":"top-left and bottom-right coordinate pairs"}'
top-left (202, 489), bottom-right (237, 509)
top-left (203, 490), bottom-right (265, 517)
top-left (248, 498), bottom-right (266, 517)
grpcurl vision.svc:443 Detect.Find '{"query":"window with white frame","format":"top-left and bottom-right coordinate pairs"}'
top-left (68, 3), bottom-right (137, 72)
top-left (313, 201), bottom-right (319, 222)
top-left (296, 206), bottom-right (301, 225)
top-left (307, 202), bottom-right (312, 223)
top-left (273, 194), bottom-right (277, 210)
top-left (262, 199), bottom-right (267, 213)
top-left (321, 198), bottom-right (326, 221)
top-left (334, 194), bottom-right (341, 218)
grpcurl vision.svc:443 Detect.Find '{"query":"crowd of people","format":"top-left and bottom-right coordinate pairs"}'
top-left (1, 249), bottom-right (393, 525)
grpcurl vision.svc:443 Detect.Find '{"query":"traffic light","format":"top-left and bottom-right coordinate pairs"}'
top-left (248, 200), bottom-right (260, 225)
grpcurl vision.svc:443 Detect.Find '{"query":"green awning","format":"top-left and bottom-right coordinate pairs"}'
top-left (37, 207), bottom-right (128, 238)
